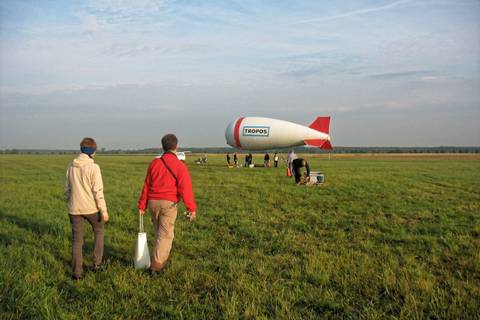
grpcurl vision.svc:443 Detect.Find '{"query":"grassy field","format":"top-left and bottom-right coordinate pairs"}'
top-left (1, 153), bottom-right (479, 319)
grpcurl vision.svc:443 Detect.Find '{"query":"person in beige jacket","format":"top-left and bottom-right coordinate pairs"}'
top-left (65, 137), bottom-right (109, 280)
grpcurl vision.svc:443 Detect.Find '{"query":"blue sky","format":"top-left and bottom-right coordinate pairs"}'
top-left (0, 0), bottom-right (479, 149)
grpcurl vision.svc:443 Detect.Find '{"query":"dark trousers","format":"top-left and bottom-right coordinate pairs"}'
top-left (292, 165), bottom-right (302, 183)
top-left (69, 213), bottom-right (104, 277)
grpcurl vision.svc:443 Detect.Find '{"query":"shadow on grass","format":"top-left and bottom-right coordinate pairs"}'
top-left (0, 209), bottom-right (68, 238)
top-left (0, 209), bottom-right (132, 271)
top-left (0, 231), bottom-right (28, 246)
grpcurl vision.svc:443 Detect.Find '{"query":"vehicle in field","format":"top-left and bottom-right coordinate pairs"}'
top-left (176, 152), bottom-right (186, 161)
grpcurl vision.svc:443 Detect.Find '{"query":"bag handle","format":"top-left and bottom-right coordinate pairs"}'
top-left (160, 156), bottom-right (178, 185)
top-left (139, 214), bottom-right (144, 233)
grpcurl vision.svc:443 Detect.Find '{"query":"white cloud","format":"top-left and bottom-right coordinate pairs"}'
top-left (287, 0), bottom-right (412, 25)
top-left (80, 14), bottom-right (105, 33)
top-left (421, 76), bottom-right (439, 81)
top-left (87, 0), bottom-right (172, 17)
top-left (1, 0), bottom-right (479, 147)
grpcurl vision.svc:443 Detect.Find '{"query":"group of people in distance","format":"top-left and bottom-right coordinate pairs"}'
top-left (226, 152), bottom-right (239, 167)
top-left (64, 134), bottom-right (195, 280)
top-left (226, 152), bottom-right (280, 168)
top-left (226, 150), bottom-right (310, 184)
top-left (263, 152), bottom-right (280, 168)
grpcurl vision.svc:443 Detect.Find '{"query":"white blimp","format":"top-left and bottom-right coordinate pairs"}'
top-left (225, 116), bottom-right (332, 150)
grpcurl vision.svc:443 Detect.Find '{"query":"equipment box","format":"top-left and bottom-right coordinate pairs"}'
top-left (306, 171), bottom-right (324, 186)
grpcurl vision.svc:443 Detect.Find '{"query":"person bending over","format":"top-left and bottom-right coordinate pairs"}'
top-left (292, 158), bottom-right (310, 184)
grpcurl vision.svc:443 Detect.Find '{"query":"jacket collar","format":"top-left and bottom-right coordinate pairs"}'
top-left (163, 151), bottom-right (176, 156)
top-left (72, 153), bottom-right (94, 167)
top-left (162, 151), bottom-right (177, 159)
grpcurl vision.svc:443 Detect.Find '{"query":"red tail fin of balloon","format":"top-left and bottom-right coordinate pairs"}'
top-left (304, 139), bottom-right (333, 150)
top-left (304, 116), bottom-right (333, 150)
top-left (308, 116), bottom-right (330, 134)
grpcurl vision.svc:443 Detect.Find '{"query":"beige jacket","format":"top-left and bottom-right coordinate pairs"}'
top-left (64, 153), bottom-right (108, 215)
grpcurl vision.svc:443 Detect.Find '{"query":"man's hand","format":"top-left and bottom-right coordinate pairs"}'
top-left (139, 209), bottom-right (145, 215)
top-left (186, 211), bottom-right (196, 222)
top-left (102, 211), bottom-right (110, 222)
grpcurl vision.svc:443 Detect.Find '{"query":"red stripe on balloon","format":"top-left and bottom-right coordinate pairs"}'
top-left (234, 117), bottom-right (245, 148)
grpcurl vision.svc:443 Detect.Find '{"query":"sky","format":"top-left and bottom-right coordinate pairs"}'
top-left (0, 0), bottom-right (479, 149)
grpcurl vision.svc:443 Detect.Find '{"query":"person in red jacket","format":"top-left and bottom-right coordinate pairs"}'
top-left (138, 134), bottom-right (196, 275)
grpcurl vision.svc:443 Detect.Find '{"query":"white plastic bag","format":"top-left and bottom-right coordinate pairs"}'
top-left (134, 214), bottom-right (151, 269)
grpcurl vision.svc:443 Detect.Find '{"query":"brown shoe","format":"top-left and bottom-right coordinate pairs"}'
top-left (148, 268), bottom-right (160, 277)
top-left (72, 274), bottom-right (82, 280)
top-left (150, 256), bottom-right (170, 272)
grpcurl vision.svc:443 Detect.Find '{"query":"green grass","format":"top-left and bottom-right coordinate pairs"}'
top-left (1, 154), bottom-right (479, 319)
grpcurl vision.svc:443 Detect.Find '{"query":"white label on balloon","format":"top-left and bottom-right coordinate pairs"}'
top-left (243, 126), bottom-right (270, 137)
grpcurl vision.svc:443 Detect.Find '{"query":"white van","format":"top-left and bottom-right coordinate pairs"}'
top-left (176, 152), bottom-right (186, 161)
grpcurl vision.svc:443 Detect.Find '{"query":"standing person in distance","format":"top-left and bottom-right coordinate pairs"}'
top-left (248, 152), bottom-right (253, 167)
top-left (226, 153), bottom-right (231, 166)
top-left (233, 152), bottom-right (238, 167)
top-left (138, 134), bottom-right (196, 275)
top-left (264, 153), bottom-right (270, 168)
top-left (64, 137), bottom-right (109, 280)
top-left (287, 150), bottom-right (298, 176)
top-left (273, 152), bottom-right (279, 168)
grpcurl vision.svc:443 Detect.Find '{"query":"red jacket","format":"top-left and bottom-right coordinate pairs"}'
top-left (138, 152), bottom-right (196, 212)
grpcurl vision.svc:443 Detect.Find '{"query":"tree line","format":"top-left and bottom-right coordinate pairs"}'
top-left (2, 146), bottom-right (479, 155)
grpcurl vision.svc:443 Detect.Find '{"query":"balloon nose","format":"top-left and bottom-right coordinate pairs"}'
top-left (225, 120), bottom-right (236, 146)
